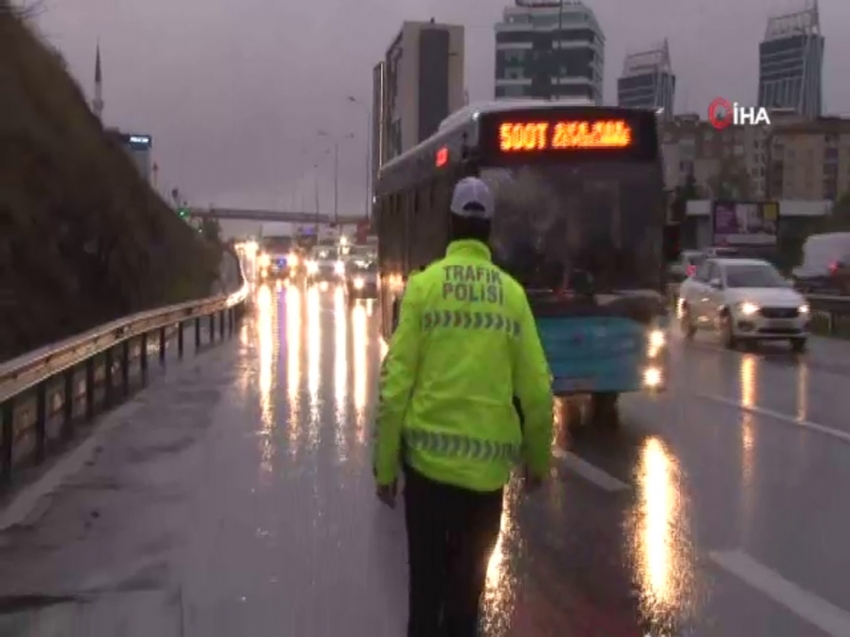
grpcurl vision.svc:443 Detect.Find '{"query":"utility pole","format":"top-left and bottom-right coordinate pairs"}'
top-left (346, 97), bottom-right (372, 219)
top-left (365, 110), bottom-right (371, 219)
top-left (314, 166), bottom-right (320, 239)
top-left (333, 141), bottom-right (339, 229)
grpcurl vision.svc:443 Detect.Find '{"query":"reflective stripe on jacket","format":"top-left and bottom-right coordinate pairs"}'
top-left (373, 239), bottom-right (553, 492)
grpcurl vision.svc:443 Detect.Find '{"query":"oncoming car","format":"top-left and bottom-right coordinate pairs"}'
top-left (344, 260), bottom-right (378, 304)
top-left (305, 247), bottom-right (345, 287)
top-left (678, 258), bottom-right (810, 352)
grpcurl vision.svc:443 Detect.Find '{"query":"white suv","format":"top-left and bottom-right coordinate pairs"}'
top-left (678, 258), bottom-right (810, 352)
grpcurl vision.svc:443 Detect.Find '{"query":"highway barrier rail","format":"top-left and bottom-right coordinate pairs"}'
top-left (807, 294), bottom-right (850, 337)
top-left (0, 281), bottom-right (250, 488)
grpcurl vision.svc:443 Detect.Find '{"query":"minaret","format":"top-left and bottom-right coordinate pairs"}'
top-left (92, 42), bottom-right (104, 120)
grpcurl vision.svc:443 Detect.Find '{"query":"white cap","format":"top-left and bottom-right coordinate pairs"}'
top-left (450, 177), bottom-right (494, 220)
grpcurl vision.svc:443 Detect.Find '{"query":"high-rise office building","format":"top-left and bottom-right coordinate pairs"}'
top-left (371, 20), bottom-right (465, 179)
top-left (617, 39), bottom-right (675, 117)
top-left (758, 1), bottom-right (824, 118)
top-left (493, 0), bottom-right (604, 103)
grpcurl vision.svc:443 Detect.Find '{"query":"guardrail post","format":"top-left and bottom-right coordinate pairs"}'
top-left (35, 382), bottom-right (46, 464)
top-left (140, 333), bottom-right (148, 380)
top-left (195, 317), bottom-right (201, 350)
top-left (209, 314), bottom-right (215, 343)
top-left (220, 310), bottom-right (225, 338)
top-left (85, 358), bottom-right (95, 421)
top-left (2, 400), bottom-right (12, 484)
top-left (62, 368), bottom-right (74, 439)
top-left (159, 327), bottom-right (167, 366)
top-left (104, 348), bottom-right (114, 408)
top-left (178, 322), bottom-right (185, 358)
top-left (121, 341), bottom-right (131, 398)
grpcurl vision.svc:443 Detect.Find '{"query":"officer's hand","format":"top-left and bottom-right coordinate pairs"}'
top-left (523, 468), bottom-right (544, 494)
top-left (376, 481), bottom-right (398, 508)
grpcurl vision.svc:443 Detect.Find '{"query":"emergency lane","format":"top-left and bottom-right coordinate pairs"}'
top-left (0, 283), bottom-right (848, 635)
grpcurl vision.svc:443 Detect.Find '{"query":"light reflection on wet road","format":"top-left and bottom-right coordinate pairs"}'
top-left (1, 283), bottom-right (850, 635)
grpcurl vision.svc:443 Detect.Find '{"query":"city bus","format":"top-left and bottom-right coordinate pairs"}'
top-left (374, 100), bottom-right (669, 427)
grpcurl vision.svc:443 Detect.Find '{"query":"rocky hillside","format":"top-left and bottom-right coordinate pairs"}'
top-left (0, 4), bottom-right (221, 361)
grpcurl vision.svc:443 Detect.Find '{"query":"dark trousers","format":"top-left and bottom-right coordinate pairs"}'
top-left (403, 464), bottom-right (504, 637)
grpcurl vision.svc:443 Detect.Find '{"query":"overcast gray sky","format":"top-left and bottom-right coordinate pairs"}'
top-left (29, 0), bottom-right (850, 229)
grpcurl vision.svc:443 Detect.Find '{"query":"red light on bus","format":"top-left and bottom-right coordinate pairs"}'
top-left (498, 119), bottom-right (633, 152)
top-left (435, 147), bottom-right (449, 167)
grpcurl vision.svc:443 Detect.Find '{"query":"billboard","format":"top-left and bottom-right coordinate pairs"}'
top-left (711, 200), bottom-right (778, 246)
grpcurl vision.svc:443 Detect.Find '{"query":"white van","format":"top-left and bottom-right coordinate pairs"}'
top-left (792, 232), bottom-right (850, 295)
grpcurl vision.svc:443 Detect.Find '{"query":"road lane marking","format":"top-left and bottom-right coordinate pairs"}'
top-left (699, 394), bottom-right (850, 445)
top-left (551, 448), bottom-right (630, 492)
top-left (710, 550), bottom-right (850, 637)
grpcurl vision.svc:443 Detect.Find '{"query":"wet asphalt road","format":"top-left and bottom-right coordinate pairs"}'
top-left (1, 282), bottom-right (850, 636)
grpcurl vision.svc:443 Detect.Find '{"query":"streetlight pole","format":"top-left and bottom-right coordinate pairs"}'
top-left (348, 96), bottom-right (372, 219)
top-left (318, 130), bottom-right (353, 239)
top-left (333, 141), bottom-right (339, 230)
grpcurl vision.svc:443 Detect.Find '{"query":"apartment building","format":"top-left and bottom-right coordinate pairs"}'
top-left (767, 117), bottom-right (850, 200)
top-left (659, 115), bottom-right (770, 199)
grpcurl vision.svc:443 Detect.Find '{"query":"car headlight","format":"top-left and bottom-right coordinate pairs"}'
top-left (335, 261), bottom-right (345, 275)
top-left (258, 254), bottom-right (271, 268)
top-left (288, 253), bottom-right (299, 267)
top-left (799, 303), bottom-right (809, 314)
top-left (738, 302), bottom-right (759, 316)
top-left (306, 260), bottom-right (318, 274)
top-left (354, 277), bottom-right (364, 290)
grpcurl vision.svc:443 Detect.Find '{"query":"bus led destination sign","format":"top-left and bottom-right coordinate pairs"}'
top-left (498, 119), bottom-right (633, 152)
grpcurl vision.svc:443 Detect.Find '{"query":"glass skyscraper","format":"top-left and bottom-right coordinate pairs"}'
top-left (494, 0), bottom-right (604, 104)
top-left (758, 2), bottom-right (824, 118)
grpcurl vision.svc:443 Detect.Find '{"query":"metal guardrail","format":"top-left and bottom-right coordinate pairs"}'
top-left (806, 294), bottom-right (850, 336)
top-left (0, 280), bottom-right (250, 486)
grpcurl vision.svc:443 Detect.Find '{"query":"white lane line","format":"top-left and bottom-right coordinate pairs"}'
top-left (710, 550), bottom-right (850, 637)
top-left (551, 448), bottom-right (630, 492)
top-left (698, 394), bottom-right (850, 445)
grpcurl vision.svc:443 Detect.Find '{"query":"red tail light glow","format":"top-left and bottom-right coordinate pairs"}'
top-left (686, 264), bottom-right (696, 277)
top-left (829, 261), bottom-right (839, 273)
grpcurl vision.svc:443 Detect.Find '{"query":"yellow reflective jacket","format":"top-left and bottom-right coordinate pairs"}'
top-left (374, 239), bottom-right (553, 492)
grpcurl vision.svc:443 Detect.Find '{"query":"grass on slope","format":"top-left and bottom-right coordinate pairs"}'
top-left (0, 5), bottom-right (220, 361)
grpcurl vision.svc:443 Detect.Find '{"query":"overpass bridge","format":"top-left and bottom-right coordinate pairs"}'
top-left (188, 207), bottom-right (366, 225)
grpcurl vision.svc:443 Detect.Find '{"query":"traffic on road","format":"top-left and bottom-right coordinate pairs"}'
top-left (1, 279), bottom-right (850, 635)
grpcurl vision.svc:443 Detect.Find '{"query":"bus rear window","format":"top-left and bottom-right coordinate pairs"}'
top-left (483, 162), bottom-right (663, 293)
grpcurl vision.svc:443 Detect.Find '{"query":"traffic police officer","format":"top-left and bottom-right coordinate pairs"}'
top-left (373, 176), bottom-right (554, 637)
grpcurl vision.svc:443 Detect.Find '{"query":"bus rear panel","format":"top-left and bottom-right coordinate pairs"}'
top-left (475, 106), bottom-right (669, 397)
